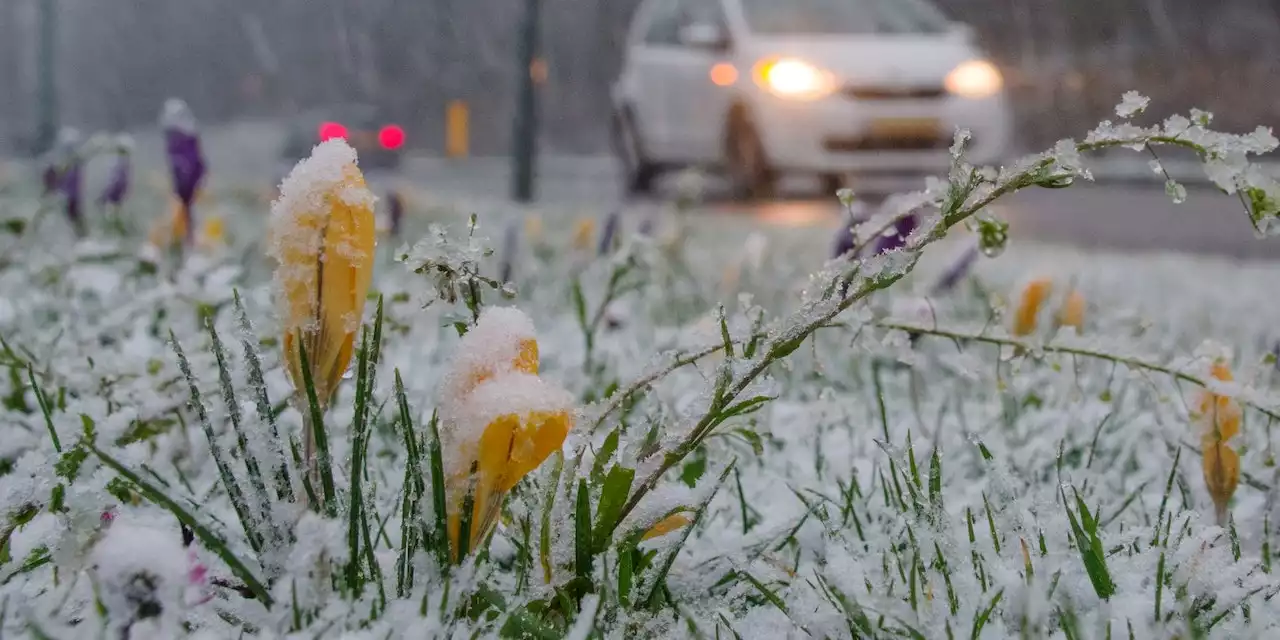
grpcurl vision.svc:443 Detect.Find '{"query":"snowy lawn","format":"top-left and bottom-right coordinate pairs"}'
top-left (2, 98), bottom-right (1280, 639)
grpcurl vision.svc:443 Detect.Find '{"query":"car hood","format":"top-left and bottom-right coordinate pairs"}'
top-left (739, 35), bottom-right (981, 86)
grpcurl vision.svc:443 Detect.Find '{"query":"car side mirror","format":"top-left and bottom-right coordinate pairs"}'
top-left (678, 22), bottom-right (729, 51)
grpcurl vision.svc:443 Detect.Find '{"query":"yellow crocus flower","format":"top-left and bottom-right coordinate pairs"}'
top-left (1010, 277), bottom-right (1086, 336)
top-left (1190, 358), bottom-right (1241, 525)
top-left (571, 217), bottom-right (596, 250)
top-left (524, 214), bottom-right (544, 244)
top-left (266, 139), bottom-right (377, 409)
top-left (198, 215), bottom-right (225, 250)
top-left (438, 307), bottom-right (574, 561)
top-left (1203, 441), bottom-right (1239, 526)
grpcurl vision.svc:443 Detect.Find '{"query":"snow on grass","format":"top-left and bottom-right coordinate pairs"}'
top-left (2, 106), bottom-right (1280, 638)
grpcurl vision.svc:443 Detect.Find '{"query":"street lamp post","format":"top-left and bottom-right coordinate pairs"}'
top-left (510, 0), bottom-right (541, 203)
top-left (35, 0), bottom-right (58, 154)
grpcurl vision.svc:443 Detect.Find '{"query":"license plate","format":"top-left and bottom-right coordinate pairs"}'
top-left (868, 117), bottom-right (940, 139)
top-left (352, 131), bottom-right (377, 149)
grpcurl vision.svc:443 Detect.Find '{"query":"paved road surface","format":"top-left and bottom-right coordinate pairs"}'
top-left (396, 156), bottom-right (1280, 261)
top-left (41, 120), bottom-right (1280, 261)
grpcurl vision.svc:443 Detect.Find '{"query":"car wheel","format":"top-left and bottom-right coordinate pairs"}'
top-left (725, 118), bottom-right (776, 201)
top-left (612, 109), bottom-right (658, 196)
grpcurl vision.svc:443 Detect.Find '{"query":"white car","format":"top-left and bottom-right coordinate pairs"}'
top-left (611, 0), bottom-right (1013, 199)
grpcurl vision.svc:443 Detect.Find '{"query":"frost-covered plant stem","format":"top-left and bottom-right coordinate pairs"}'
top-left (613, 124), bottom-right (1271, 529)
top-left (878, 320), bottom-right (1280, 423)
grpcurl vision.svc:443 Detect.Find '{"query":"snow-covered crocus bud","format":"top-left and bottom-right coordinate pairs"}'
top-left (1009, 277), bottom-right (1085, 336)
top-left (91, 522), bottom-right (190, 636)
top-left (598, 210), bottom-right (621, 256)
top-left (387, 189), bottom-right (404, 238)
top-left (161, 99), bottom-right (207, 246)
top-left (1189, 358), bottom-right (1241, 525)
top-left (438, 307), bottom-right (571, 560)
top-left (267, 138), bottom-right (377, 411)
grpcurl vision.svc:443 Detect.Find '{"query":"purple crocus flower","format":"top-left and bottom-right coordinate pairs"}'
top-left (598, 210), bottom-right (620, 255)
top-left (60, 157), bottom-right (85, 236)
top-left (98, 152), bottom-right (131, 208)
top-left (831, 216), bottom-right (856, 259)
top-left (871, 212), bottom-right (918, 256)
top-left (42, 164), bottom-right (60, 196)
top-left (387, 189), bottom-right (404, 237)
top-left (499, 219), bottom-right (520, 284)
top-left (161, 99), bottom-right (207, 245)
top-left (931, 242), bottom-right (980, 295)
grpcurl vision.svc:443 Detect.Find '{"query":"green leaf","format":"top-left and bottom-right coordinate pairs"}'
top-left (208, 320), bottom-right (278, 560)
top-left (27, 366), bottom-right (60, 453)
top-left (295, 340), bottom-right (337, 516)
top-left (589, 428), bottom-right (620, 484)
top-left (425, 410), bottom-right (449, 571)
top-left (233, 290), bottom-right (292, 504)
top-left (928, 446), bottom-right (943, 507)
top-left (574, 480), bottom-right (593, 588)
top-left (592, 465), bottom-right (635, 553)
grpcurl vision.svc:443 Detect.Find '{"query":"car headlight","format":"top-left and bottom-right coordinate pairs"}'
top-left (945, 59), bottom-right (1003, 98)
top-left (753, 57), bottom-right (836, 101)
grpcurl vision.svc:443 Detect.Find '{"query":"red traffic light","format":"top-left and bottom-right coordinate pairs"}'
top-left (319, 121), bottom-right (347, 141)
top-left (379, 125), bottom-right (405, 150)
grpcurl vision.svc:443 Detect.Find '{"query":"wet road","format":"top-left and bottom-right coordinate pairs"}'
top-left (398, 157), bottom-right (1280, 261)
top-left (112, 121), bottom-right (1280, 261)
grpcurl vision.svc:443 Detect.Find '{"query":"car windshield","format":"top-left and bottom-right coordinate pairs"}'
top-left (740, 0), bottom-right (951, 35)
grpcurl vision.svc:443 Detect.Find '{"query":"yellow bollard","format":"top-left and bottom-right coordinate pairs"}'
top-left (446, 100), bottom-right (470, 159)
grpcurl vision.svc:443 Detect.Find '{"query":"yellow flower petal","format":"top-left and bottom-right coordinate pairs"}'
top-left (446, 408), bottom-right (572, 558)
top-left (1192, 359), bottom-right (1241, 444)
top-left (572, 217), bottom-right (596, 250)
top-left (1012, 277), bottom-right (1052, 336)
top-left (1058, 289), bottom-right (1085, 331)
top-left (269, 140), bottom-right (377, 407)
top-left (642, 513), bottom-right (692, 540)
top-left (1202, 442), bottom-right (1239, 524)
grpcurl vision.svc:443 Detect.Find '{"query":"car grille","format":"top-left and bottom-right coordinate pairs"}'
top-left (845, 86), bottom-right (946, 100)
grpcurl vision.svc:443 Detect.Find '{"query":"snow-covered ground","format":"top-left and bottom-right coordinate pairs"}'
top-left (2, 105), bottom-right (1280, 639)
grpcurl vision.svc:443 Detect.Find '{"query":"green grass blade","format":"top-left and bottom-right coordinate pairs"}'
top-left (575, 479), bottom-right (593, 586)
top-left (643, 463), bottom-right (733, 608)
top-left (171, 332), bottom-right (263, 555)
top-left (233, 291), bottom-right (293, 503)
top-left (346, 328), bottom-right (372, 594)
top-left (295, 340), bottom-right (337, 516)
top-left (86, 441), bottom-right (272, 606)
top-left (424, 409), bottom-right (449, 571)
top-left (208, 320), bottom-right (278, 560)
top-left (26, 366), bottom-right (59, 453)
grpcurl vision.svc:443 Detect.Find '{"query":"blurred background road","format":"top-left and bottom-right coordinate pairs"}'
top-left (105, 120), bottom-right (1279, 262)
top-left (2, 0), bottom-right (1278, 260)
